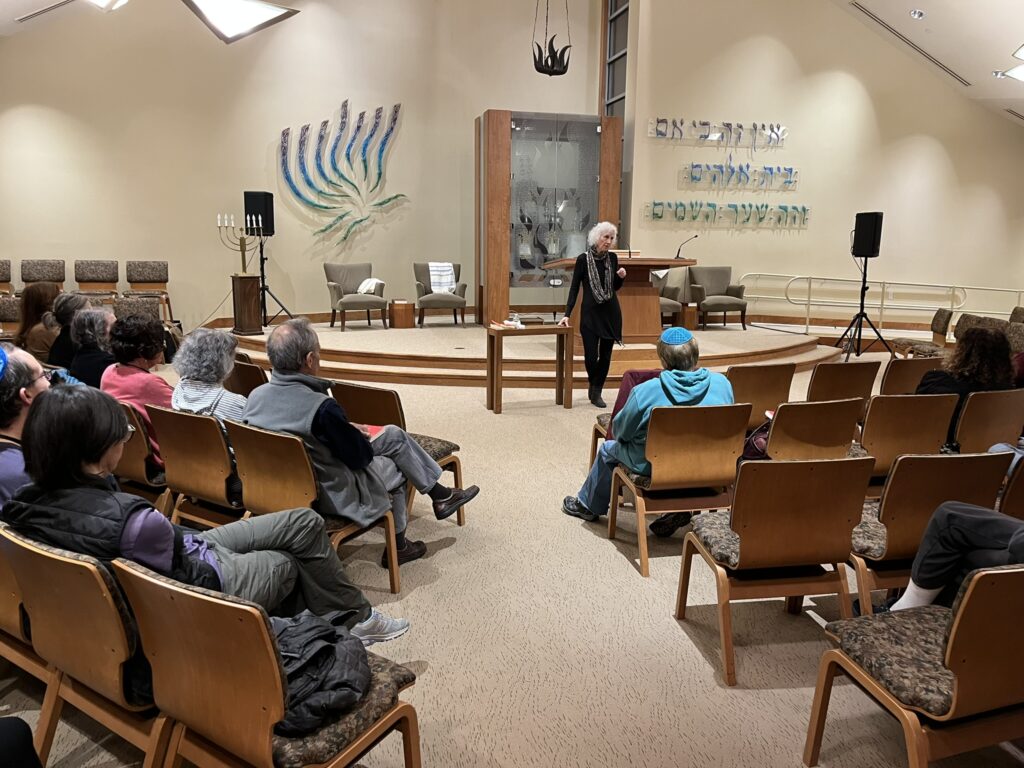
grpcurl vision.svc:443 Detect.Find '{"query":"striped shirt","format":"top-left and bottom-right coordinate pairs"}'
top-left (171, 380), bottom-right (247, 422)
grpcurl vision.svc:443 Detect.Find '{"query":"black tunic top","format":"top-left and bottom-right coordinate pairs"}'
top-left (47, 325), bottom-right (75, 368)
top-left (564, 251), bottom-right (624, 341)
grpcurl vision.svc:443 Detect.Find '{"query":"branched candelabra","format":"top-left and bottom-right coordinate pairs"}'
top-left (216, 213), bottom-right (266, 274)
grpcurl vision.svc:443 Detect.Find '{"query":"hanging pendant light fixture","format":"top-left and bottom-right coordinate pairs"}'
top-left (532, 0), bottom-right (572, 76)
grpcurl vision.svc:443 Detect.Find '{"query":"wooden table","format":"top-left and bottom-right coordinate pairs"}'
top-left (543, 254), bottom-right (697, 344)
top-left (486, 324), bottom-right (573, 414)
top-left (389, 300), bottom-right (415, 329)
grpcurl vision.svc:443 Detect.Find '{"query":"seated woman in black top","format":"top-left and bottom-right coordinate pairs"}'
top-left (46, 293), bottom-right (91, 369)
top-left (68, 309), bottom-right (116, 388)
top-left (915, 326), bottom-right (1013, 444)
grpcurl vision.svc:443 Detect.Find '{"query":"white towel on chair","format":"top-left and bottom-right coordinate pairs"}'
top-left (428, 262), bottom-right (456, 294)
top-left (356, 277), bottom-right (384, 294)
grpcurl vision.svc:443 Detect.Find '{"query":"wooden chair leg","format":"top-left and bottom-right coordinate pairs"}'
top-left (397, 702), bottom-right (423, 768)
top-left (900, 711), bottom-right (930, 768)
top-left (448, 456), bottom-right (465, 526)
top-left (452, 308), bottom-right (458, 325)
top-left (382, 511), bottom-right (400, 594)
top-left (366, 310), bottom-right (372, 326)
top-left (635, 494), bottom-right (651, 577)
top-left (675, 534), bottom-right (697, 619)
top-left (341, 311), bottom-right (346, 331)
top-left (154, 488), bottom-right (173, 517)
top-left (741, 309), bottom-right (747, 330)
top-left (418, 308), bottom-right (425, 327)
top-left (835, 562), bottom-right (854, 619)
top-left (330, 309), bottom-right (337, 327)
top-left (404, 480), bottom-right (415, 522)
top-left (850, 556), bottom-right (874, 616)
top-left (715, 569), bottom-right (737, 686)
top-left (589, 425), bottom-right (601, 465)
top-left (34, 668), bottom-right (64, 764)
top-left (460, 307), bottom-right (466, 325)
top-left (723, 313), bottom-right (727, 326)
top-left (607, 471), bottom-right (622, 539)
top-left (802, 650), bottom-right (842, 766)
top-left (785, 596), bottom-right (803, 614)
top-left (382, 306), bottom-right (389, 329)
top-left (141, 714), bottom-right (174, 768)
top-left (162, 722), bottom-right (187, 768)
top-left (169, 493), bottom-right (185, 526)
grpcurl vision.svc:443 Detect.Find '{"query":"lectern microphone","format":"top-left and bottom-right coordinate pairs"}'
top-left (675, 234), bottom-right (699, 258)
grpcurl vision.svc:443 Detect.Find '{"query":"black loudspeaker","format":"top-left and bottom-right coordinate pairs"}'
top-left (244, 191), bottom-right (275, 236)
top-left (852, 211), bottom-right (883, 258)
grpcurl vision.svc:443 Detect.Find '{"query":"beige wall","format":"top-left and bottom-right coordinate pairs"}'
top-left (0, 0), bottom-right (599, 328)
top-left (628, 0), bottom-right (1024, 319)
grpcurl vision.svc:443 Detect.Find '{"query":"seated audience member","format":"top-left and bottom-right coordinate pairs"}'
top-left (243, 318), bottom-right (479, 567)
top-left (16, 282), bottom-right (60, 363)
top-left (68, 309), bottom-right (116, 388)
top-left (100, 314), bottom-right (173, 467)
top-left (916, 326), bottom-right (1013, 444)
top-left (47, 293), bottom-right (91, 368)
top-left (0, 386), bottom-right (409, 645)
top-left (172, 328), bottom-right (247, 421)
top-left (0, 344), bottom-right (50, 503)
top-left (887, 501), bottom-right (1024, 612)
top-left (562, 327), bottom-right (734, 538)
top-left (0, 717), bottom-right (41, 768)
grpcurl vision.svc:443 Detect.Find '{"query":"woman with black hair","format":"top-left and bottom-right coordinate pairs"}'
top-left (47, 292), bottom-right (91, 368)
top-left (0, 386), bottom-right (410, 644)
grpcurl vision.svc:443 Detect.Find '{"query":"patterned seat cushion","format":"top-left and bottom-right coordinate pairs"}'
top-left (272, 652), bottom-right (416, 768)
top-left (851, 499), bottom-right (886, 558)
top-left (691, 509), bottom-right (740, 568)
top-left (825, 607), bottom-right (954, 717)
top-left (114, 297), bottom-right (162, 321)
top-left (596, 413), bottom-right (612, 430)
top-left (625, 471), bottom-right (652, 490)
top-left (890, 338), bottom-right (943, 358)
top-left (409, 433), bottom-right (459, 461)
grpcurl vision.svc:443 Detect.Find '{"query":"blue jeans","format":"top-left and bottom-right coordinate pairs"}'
top-left (578, 440), bottom-right (624, 517)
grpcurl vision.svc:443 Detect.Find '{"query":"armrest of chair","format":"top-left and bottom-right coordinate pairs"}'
top-left (415, 281), bottom-right (428, 299)
top-left (456, 283), bottom-right (468, 298)
top-left (664, 285), bottom-right (684, 303)
top-left (327, 281), bottom-right (345, 302)
top-left (690, 284), bottom-right (706, 304)
top-left (726, 284), bottom-right (746, 299)
top-left (373, 281), bottom-right (386, 298)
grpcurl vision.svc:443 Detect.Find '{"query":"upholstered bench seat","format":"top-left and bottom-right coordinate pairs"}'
top-left (824, 607), bottom-right (954, 717)
top-left (409, 433), bottom-right (459, 462)
top-left (691, 508), bottom-right (740, 568)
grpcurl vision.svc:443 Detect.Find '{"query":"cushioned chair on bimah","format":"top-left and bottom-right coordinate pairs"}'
top-left (0, 539), bottom-right (46, 681)
top-left (890, 308), bottom-right (952, 359)
top-left (18, 259), bottom-right (65, 294)
top-left (848, 452), bottom-right (1010, 617)
top-left (726, 362), bottom-right (796, 432)
top-left (0, 259), bottom-right (12, 295)
top-left (878, 356), bottom-right (944, 395)
top-left (0, 295), bottom-right (20, 338)
top-left (1000, 457), bottom-right (1024, 520)
top-left (763, 398), bottom-right (863, 461)
top-left (1006, 321), bottom-right (1024, 354)
top-left (651, 268), bottom-right (687, 326)
top-left (607, 403), bottom-right (751, 578)
top-left (324, 263), bottom-right (388, 330)
top-left (224, 420), bottom-right (401, 593)
top-left (1011, 306), bottom-right (1024, 325)
top-left (687, 265), bottom-right (747, 330)
top-left (953, 388), bottom-right (1024, 453)
top-left (73, 259), bottom-right (120, 300)
top-left (677, 457), bottom-right (874, 686)
top-left (224, 359), bottom-right (269, 398)
top-left (806, 360), bottom-right (880, 418)
top-left (124, 260), bottom-right (173, 322)
top-left (330, 380), bottom-right (466, 526)
top-left (114, 403), bottom-right (171, 511)
top-left (0, 524), bottom-right (174, 767)
top-left (112, 558), bottom-right (421, 768)
top-left (804, 564), bottom-right (1024, 768)
top-left (413, 262), bottom-right (467, 326)
top-left (147, 406), bottom-right (245, 529)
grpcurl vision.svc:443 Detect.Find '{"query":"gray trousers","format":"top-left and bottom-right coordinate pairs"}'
top-left (198, 507), bottom-right (372, 627)
top-left (370, 425), bottom-right (443, 533)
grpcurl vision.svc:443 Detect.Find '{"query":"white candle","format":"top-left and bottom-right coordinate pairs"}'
top-left (217, 214), bottom-right (222, 227)
top-left (230, 215), bottom-right (235, 227)
top-left (258, 214), bottom-right (263, 227)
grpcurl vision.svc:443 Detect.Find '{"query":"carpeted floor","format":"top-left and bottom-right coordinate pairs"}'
top-left (2, 353), bottom-right (1021, 767)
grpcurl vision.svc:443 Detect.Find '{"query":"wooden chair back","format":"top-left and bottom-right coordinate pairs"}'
top-left (147, 406), bottom-right (235, 508)
top-left (729, 457), bottom-right (874, 569)
top-left (223, 360), bottom-right (268, 398)
top-left (114, 402), bottom-right (159, 486)
top-left (879, 356), bottom-right (944, 395)
top-left (112, 559), bottom-right (284, 766)
top-left (235, 350), bottom-right (253, 364)
top-left (859, 394), bottom-right (959, 476)
top-left (765, 398), bottom-right (863, 461)
top-left (1000, 458), bottom-right (1024, 520)
top-left (0, 525), bottom-right (137, 708)
top-left (0, 540), bottom-right (28, 643)
top-left (225, 420), bottom-right (318, 515)
top-left (955, 389), bottom-right (1024, 453)
top-left (645, 404), bottom-right (751, 491)
top-left (874, 453), bottom-right (1011, 561)
top-left (806, 360), bottom-right (880, 409)
top-left (944, 565), bottom-right (1024, 720)
top-left (726, 362), bottom-right (796, 431)
top-left (331, 381), bottom-right (406, 428)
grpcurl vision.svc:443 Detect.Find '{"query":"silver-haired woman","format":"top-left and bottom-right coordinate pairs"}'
top-left (172, 329), bottom-right (247, 421)
top-left (557, 221), bottom-right (626, 407)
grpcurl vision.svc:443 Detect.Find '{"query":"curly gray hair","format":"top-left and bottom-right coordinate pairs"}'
top-left (70, 309), bottom-right (113, 351)
top-left (586, 221), bottom-right (618, 248)
top-left (173, 328), bottom-right (238, 384)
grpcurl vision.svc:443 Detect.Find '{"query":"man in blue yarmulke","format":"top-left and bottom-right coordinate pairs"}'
top-left (562, 327), bottom-right (734, 537)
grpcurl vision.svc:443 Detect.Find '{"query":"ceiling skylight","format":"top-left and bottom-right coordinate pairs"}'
top-left (181, 0), bottom-right (298, 44)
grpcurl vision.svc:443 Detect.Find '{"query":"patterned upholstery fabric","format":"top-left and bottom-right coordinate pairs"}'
top-left (596, 413), bottom-right (612, 430)
top-left (851, 499), bottom-right (886, 558)
top-left (75, 260), bottom-right (119, 282)
top-left (21, 259), bottom-right (65, 283)
top-left (954, 313), bottom-right (1009, 341)
top-left (0, 260), bottom-right (11, 283)
top-left (126, 261), bottom-right (168, 283)
top-left (691, 508), bottom-right (740, 568)
top-left (890, 339), bottom-right (944, 358)
top-left (825, 607), bottom-right (954, 717)
top-left (846, 442), bottom-right (869, 459)
top-left (0, 296), bottom-right (20, 322)
top-left (114, 297), bottom-right (161, 321)
top-left (1006, 323), bottom-right (1024, 354)
top-left (931, 308), bottom-right (953, 335)
top-left (625, 471), bottom-right (652, 490)
top-left (1011, 306), bottom-right (1024, 325)
top-left (272, 652), bottom-right (416, 768)
top-left (409, 433), bottom-right (459, 461)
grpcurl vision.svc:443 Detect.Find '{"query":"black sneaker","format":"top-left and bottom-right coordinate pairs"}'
top-left (562, 496), bottom-right (598, 522)
top-left (648, 512), bottom-right (693, 538)
top-left (380, 539), bottom-right (427, 568)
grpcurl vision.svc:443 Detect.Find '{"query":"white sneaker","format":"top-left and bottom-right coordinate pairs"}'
top-left (350, 608), bottom-right (410, 646)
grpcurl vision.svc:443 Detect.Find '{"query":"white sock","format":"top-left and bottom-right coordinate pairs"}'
top-left (890, 581), bottom-right (943, 611)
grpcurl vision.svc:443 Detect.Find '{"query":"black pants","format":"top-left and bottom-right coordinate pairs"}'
top-left (0, 717), bottom-right (41, 768)
top-left (581, 330), bottom-right (614, 391)
top-left (912, 502), bottom-right (1024, 597)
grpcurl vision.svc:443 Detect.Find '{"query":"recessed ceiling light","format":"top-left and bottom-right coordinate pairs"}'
top-left (909, 9), bottom-right (925, 20)
top-left (83, 0), bottom-right (131, 10)
top-left (1014, 44), bottom-right (1024, 61)
top-left (1003, 64), bottom-right (1024, 82)
top-left (994, 70), bottom-right (1008, 79)
top-left (181, 0), bottom-right (298, 44)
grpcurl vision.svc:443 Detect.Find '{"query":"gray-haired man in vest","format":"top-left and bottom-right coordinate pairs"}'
top-left (243, 318), bottom-right (479, 567)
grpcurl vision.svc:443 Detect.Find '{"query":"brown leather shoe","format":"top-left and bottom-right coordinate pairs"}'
top-left (380, 539), bottom-right (427, 568)
top-left (432, 485), bottom-right (480, 520)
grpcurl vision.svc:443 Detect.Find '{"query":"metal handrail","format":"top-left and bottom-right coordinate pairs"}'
top-left (739, 272), bottom-right (1023, 334)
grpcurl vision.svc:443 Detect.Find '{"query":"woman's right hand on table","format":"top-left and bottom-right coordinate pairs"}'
top-left (557, 316), bottom-right (570, 327)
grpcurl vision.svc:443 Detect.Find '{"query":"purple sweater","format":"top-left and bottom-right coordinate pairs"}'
top-left (119, 506), bottom-right (222, 582)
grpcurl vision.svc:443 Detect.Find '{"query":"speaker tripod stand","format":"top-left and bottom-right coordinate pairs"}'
top-left (834, 255), bottom-right (892, 360)
top-left (257, 237), bottom-right (293, 326)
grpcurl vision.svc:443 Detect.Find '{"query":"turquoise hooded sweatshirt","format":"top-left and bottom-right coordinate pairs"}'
top-left (611, 368), bottom-right (734, 475)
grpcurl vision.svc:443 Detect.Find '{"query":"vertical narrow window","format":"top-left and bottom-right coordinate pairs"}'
top-left (604, 0), bottom-right (627, 118)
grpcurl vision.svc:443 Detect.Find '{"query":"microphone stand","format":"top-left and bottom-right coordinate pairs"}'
top-left (675, 234), bottom-right (699, 259)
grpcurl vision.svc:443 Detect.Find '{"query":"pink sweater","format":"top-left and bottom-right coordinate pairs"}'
top-left (100, 364), bottom-right (173, 467)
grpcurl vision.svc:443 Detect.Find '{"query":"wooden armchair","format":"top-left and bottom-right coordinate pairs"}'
top-left (0, 524), bottom-right (173, 767)
top-left (726, 362), bottom-right (796, 432)
top-left (607, 403), bottom-right (751, 577)
top-left (878, 356), bottom-right (943, 395)
top-left (324, 263), bottom-right (388, 330)
top-left (890, 308), bottom-right (952, 358)
top-left (413, 262), bottom-right (467, 326)
top-left (848, 452), bottom-right (1011, 616)
top-left (224, 359), bottom-right (269, 398)
top-left (112, 558), bottom-right (421, 768)
top-left (953, 388), bottom-right (1024, 453)
top-left (764, 398), bottom-right (863, 461)
top-left (677, 457), bottom-right (874, 686)
top-left (804, 564), bottom-right (1024, 768)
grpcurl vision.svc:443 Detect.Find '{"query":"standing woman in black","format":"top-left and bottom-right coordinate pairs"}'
top-left (558, 221), bottom-right (626, 407)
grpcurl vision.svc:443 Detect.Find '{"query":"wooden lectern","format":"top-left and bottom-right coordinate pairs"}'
top-left (231, 274), bottom-right (262, 335)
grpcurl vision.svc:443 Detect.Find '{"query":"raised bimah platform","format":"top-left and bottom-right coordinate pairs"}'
top-left (543, 252), bottom-right (697, 346)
